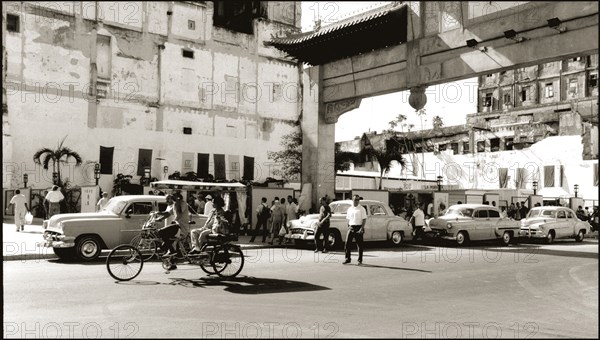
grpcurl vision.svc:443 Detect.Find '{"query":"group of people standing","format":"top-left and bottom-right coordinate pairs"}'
top-left (8, 185), bottom-right (66, 232)
top-left (249, 195), bottom-right (298, 245)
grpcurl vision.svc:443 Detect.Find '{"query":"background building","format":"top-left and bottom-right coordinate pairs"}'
top-left (2, 1), bottom-right (302, 201)
top-left (337, 54), bottom-right (599, 206)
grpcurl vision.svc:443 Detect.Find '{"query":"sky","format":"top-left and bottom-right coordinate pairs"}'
top-left (300, 2), bottom-right (478, 142)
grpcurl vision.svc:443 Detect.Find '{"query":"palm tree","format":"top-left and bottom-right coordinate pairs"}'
top-left (33, 136), bottom-right (83, 187)
top-left (361, 140), bottom-right (407, 190)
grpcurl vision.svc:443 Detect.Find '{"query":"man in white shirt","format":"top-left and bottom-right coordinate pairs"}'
top-left (9, 190), bottom-right (30, 232)
top-left (203, 195), bottom-right (214, 215)
top-left (96, 192), bottom-right (110, 212)
top-left (409, 202), bottom-right (425, 240)
top-left (45, 185), bottom-right (64, 219)
top-left (344, 195), bottom-right (367, 265)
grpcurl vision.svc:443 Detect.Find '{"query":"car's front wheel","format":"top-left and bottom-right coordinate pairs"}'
top-left (76, 235), bottom-right (102, 261)
top-left (456, 231), bottom-right (468, 246)
top-left (500, 231), bottom-right (512, 246)
top-left (575, 229), bottom-right (585, 242)
top-left (390, 231), bottom-right (403, 246)
top-left (53, 247), bottom-right (75, 261)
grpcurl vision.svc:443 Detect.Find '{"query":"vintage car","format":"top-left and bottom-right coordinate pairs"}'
top-left (519, 206), bottom-right (592, 243)
top-left (428, 204), bottom-right (520, 246)
top-left (284, 200), bottom-right (413, 248)
top-left (42, 195), bottom-right (206, 261)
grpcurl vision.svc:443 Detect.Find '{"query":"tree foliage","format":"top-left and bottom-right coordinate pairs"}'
top-left (267, 130), bottom-right (302, 182)
top-left (360, 142), bottom-right (407, 190)
top-left (33, 136), bottom-right (83, 187)
top-left (334, 144), bottom-right (359, 172)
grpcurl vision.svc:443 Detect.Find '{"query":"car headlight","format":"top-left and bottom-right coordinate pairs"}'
top-left (447, 223), bottom-right (453, 229)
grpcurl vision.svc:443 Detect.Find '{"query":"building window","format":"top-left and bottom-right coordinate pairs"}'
top-left (521, 86), bottom-right (530, 102)
top-left (243, 156), bottom-right (254, 180)
top-left (594, 163), bottom-right (599, 187)
top-left (544, 83), bottom-right (554, 98)
top-left (589, 74), bottom-right (598, 88)
top-left (505, 137), bottom-right (513, 151)
top-left (7, 14), bottom-right (19, 32)
top-left (503, 93), bottom-right (512, 107)
top-left (450, 143), bottom-right (459, 155)
top-left (213, 1), bottom-right (259, 34)
top-left (188, 20), bottom-right (196, 30)
top-left (438, 144), bottom-right (447, 151)
top-left (559, 165), bottom-right (565, 187)
top-left (99, 146), bottom-right (114, 175)
top-left (544, 165), bottom-right (555, 187)
top-left (568, 78), bottom-right (578, 96)
top-left (499, 168), bottom-right (508, 188)
top-left (483, 93), bottom-right (493, 107)
top-left (490, 138), bottom-right (500, 152)
top-left (486, 74), bottom-right (493, 78)
top-left (463, 141), bottom-right (470, 154)
top-left (137, 149), bottom-right (153, 176)
top-left (182, 49), bottom-right (194, 59)
top-left (477, 141), bottom-right (485, 153)
top-left (572, 56), bottom-right (583, 62)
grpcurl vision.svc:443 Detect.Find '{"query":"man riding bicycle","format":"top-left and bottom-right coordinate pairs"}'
top-left (155, 193), bottom-right (191, 270)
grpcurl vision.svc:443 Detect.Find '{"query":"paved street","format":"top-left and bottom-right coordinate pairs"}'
top-left (4, 238), bottom-right (598, 338)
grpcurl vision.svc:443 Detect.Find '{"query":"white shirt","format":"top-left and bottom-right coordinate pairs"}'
top-left (204, 201), bottom-right (214, 215)
top-left (346, 204), bottom-right (367, 226)
top-left (10, 194), bottom-right (28, 211)
top-left (45, 190), bottom-right (64, 203)
top-left (412, 208), bottom-right (425, 226)
top-left (286, 202), bottom-right (298, 220)
top-left (97, 197), bottom-right (109, 211)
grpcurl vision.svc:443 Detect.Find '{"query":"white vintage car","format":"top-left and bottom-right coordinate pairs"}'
top-left (284, 200), bottom-right (413, 248)
top-left (41, 195), bottom-right (206, 261)
top-left (428, 204), bottom-right (521, 246)
top-left (519, 206), bottom-right (592, 243)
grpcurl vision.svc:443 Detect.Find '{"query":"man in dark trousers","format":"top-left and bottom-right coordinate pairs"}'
top-left (344, 195), bottom-right (367, 265)
top-left (249, 197), bottom-right (270, 243)
top-left (314, 197), bottom-right (331, 253)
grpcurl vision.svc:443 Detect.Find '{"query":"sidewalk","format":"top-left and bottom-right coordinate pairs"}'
top-left (2, 217), bottom-right (283, 262)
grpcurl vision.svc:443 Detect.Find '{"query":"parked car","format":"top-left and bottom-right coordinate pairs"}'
top-left (42, 195), bottom-right (206, 261)
top-left (428, 204), bottom-right (520, 246)
top-left (284, 200), bottom-right (413, 249)
top-left (519, 206), bottom-right (592, 243)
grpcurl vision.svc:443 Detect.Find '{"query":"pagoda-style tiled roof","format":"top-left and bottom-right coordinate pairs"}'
top-left (265, 3), bottom-right (407, 65)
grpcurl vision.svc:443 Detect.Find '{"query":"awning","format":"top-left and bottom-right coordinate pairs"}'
top-left (150, 180), bottom-right (247, 192)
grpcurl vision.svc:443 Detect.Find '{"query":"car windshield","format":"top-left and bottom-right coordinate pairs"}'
top-left (330, 203), bottom-right (351, 214)
top-left (446, 207), bottom-right (474, 217)
top-left (102, 199), bottom-right (127, 215)
top-left (527, 210), bottom-right (541, 218)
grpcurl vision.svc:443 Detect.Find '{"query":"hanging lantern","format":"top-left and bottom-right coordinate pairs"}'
top-left (408, 86), bottom-right (427, 111)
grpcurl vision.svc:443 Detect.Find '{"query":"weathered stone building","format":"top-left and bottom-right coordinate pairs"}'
top-left (337, 53), bottom-right (599, 203)
top-left (2, 1), bottom-right (302, 195)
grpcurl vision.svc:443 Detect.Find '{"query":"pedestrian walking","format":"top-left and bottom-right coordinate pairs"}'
top-left (343, 195), bottom-right (367, 265)
top-left (269, 197), bottom-right (285, 245)
top-left (96, 192), bottom-right (110, 212)
top-left (9, 190), bottom-right (30, 232)
top-left (315, 197), bottom-right (331, 253)
top-left (45, 185), bottom-right (64, 219)
top-left (408, 202), bottom-right (425, 240)
top-left (249, 197), bottom-right (270, 243)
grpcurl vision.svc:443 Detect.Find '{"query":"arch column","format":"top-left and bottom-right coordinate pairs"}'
top-left (301, 66), bottom-right (361, 212)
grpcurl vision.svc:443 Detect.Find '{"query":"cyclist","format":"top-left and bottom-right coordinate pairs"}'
top-left (155, 194), bottom-right (190, 270)
top-left (189, 196), bottom-right (228, 254)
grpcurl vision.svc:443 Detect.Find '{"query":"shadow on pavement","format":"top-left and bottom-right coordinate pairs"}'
top-left (488, 246), bottom-right (598, 260)
top-left (355, 263), bottom-right (432, 273)
top-left (118, 276), bottom-right (331, 294)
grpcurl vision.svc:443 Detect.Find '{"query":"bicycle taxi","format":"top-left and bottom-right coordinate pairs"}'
top-left (106, 180), bottom-right (248, 281)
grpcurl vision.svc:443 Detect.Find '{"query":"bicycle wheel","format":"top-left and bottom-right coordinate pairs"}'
top-left (106, 245), bottom-right (144, 281)
top-left (213, 244), bottom-right (244, 278)
top-left (130, 235), bottom-right (158, 261)
top-left (197, 244), bottom-right (218, 275)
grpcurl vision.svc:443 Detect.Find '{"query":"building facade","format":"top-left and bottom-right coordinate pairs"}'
top-left (2, 1), bottom-right (302, 194)
top-left (337, 54), bottom-right (599, 204)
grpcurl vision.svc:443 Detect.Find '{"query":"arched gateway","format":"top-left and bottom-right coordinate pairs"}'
top-left (266, 2), bottom-right (598, 209)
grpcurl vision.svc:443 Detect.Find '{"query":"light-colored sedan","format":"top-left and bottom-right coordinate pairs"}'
top-left (428, 204), bottom-right (520, 246)
top-left (284, 200), bottom-right (413, 249)
top-left (519, 206), bottom-right (592, 243)
top-left (42, 195), bottom-right (207, 261)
